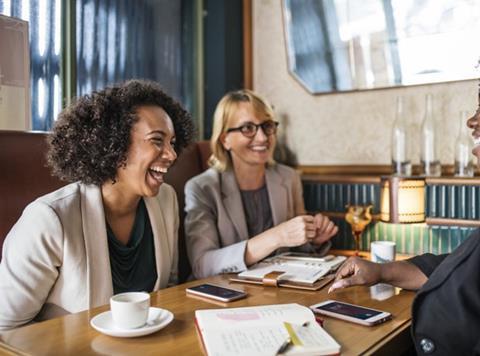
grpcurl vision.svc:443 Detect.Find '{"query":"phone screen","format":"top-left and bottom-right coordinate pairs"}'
top-left (188, 284), bottom-right (245, 299)
top-left (315, 301), bottom-right (383, 320)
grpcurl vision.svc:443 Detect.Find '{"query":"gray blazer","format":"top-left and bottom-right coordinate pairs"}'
top-left (185, 164), bottom-right (329, 279)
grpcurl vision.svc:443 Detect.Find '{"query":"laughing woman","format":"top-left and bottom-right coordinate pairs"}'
top-left (185, 90), bottom-right (338, 279)
top-left (0, 80), bottom-right (194, 330)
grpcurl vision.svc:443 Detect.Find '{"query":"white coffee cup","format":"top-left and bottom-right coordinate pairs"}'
top-left (110, 292), bottom-right (150, 329)
top-left (370, 241), bottom-right (396, 263)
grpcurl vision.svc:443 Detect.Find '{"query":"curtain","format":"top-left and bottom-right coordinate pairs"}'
top-left (76, 0), bottom-right (186, 104)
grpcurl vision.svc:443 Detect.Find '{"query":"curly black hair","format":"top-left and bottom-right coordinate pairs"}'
top-left (47, 79), bottom-right (195, 185)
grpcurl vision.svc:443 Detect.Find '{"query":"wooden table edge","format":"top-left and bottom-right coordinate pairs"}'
top-left (361, 318), bottom-right (413, 355)
top-left (0, 340), bottom-right (30, 356)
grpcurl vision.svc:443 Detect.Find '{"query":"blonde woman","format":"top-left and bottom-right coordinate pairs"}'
top-left (185, 90), bottom-right (337, 279)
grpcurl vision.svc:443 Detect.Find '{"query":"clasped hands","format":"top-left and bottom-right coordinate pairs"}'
top-left (277, 213), bottom-right (338, 248)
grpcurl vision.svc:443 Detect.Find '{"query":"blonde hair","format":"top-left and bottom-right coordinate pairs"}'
top-left (208, 89), bottom-right (275, 172)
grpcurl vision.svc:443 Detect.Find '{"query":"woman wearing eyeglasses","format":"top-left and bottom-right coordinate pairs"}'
top-left (184, 90), bottom-right (338, 279)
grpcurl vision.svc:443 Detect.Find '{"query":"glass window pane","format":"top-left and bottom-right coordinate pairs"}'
top-left (76, 0), bottom-right (188, 107)
top-left (0, 0), bottom-right (62, 130)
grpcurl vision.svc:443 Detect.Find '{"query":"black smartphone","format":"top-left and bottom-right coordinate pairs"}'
top-left (310, 300), bottom-right (392, 326)
top-left (186, 284), bottom-right (247, 302)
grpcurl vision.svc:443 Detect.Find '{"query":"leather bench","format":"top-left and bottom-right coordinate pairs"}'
top-left (0, 130), bottom-right (210, 282)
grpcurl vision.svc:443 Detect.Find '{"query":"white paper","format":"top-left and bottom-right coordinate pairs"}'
top-left (195, 304), bottom-right (340, 356)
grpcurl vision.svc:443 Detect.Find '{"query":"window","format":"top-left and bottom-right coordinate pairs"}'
top-left (1, 0), bottom-right (62, 130)
top-left (0, 0), bottom-right (193, 130)
top-left (283, 0), bottom-right (480, 93)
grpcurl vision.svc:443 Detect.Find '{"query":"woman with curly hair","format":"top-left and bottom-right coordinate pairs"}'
top-left (0, 80), bottom-right (194, 330)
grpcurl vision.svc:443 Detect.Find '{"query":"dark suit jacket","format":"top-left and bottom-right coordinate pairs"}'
top-left (409, 229), bottom-right (480, 355)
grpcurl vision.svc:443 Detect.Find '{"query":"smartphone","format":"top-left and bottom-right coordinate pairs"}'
top-left (310, 300), bottom-right (392, 326)
top-left (186, 284), bottom-right (247, 302)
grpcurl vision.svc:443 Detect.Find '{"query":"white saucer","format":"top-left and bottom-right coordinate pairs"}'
top-left (90, 307), bottom-right (174, 338)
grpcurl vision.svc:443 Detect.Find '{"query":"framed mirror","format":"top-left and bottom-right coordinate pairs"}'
top-left (283, 0), bottom-right (480, 94)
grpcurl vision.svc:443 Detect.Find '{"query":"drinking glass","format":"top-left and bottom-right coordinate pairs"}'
top-left (345, 205), bottom-right (373, 256)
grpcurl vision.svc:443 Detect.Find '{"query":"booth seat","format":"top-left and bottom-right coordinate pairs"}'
top-left (0, 130), bottom-right (211, 282)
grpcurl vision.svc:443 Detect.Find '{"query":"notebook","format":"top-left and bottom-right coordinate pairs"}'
top-left (195, 303), bottom-right (341, 356)
top-left (230, 253), bottom-right (346, 290)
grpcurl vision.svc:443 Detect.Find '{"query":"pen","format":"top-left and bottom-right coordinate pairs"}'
top-left (276, 337), bottom-right (292, 355)
top-left (276, 321), bottom-right (310, 354)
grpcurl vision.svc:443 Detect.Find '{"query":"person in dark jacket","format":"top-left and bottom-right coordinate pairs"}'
top-left (328, 109), bottom-right (480, 355)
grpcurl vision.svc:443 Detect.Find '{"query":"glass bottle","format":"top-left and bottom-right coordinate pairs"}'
top-left (391, 96), bottom-right (411, 175)
top-left (454, 111), bottom-right (475, 177)
top-left (420, 94), bottom-right (441, 176)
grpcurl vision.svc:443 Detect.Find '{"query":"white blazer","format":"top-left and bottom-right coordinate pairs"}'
top-left (0, 182), bottom-right (178, 330)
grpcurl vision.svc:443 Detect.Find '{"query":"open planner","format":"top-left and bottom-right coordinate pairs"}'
top-left (230, 253), bottom-right (347, 290)
top-left (195, 303), bottom-right (341, 356)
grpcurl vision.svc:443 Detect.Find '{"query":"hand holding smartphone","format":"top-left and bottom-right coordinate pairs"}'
top-left (186, 284), bottom-right (247, 302)
top-left (310, 300), bottom-right (391, 326)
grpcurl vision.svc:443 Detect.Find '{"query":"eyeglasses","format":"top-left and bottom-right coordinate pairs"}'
top-left (226, 120), bottom-right (279, 138)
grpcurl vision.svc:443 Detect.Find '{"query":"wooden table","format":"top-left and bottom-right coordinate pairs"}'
top-left (0, 275), bottom-right (414, 355)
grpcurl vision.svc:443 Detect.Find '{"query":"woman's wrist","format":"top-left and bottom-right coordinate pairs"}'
top-left (379, 261), bottom-right (408, 285)
top-left (265, 225), bottom-right (284, 249)
top-left (245, 230), bottom-right (281, 265)
top-left (378, 263), bottom-right (390, 284)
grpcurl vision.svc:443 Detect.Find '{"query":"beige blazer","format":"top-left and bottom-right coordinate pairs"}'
top-left (0, 182), bottom-right (178, 331)
top-left (185, 164), bottom-right (329, 279)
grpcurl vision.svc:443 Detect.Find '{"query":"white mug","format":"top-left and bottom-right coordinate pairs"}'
top-left (110, 292), bottom-right (150, 329)
top-left (370, 241), bottom-right (396, 263)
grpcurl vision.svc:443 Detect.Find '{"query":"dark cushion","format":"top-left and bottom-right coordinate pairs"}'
top-left (164, 142), bottom-right (211, 282)
top-left (0, 131), bottom-right (65, 255)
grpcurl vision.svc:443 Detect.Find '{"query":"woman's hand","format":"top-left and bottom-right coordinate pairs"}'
top-left (329, 257), bottom-right (428, 292)
top-left (311, 213), bottom-right (338, 245)
top-left (275, 215), bottom-right (317, 247)
top-left (245, 215), bottom-right (322, 266)
top-left (328, 257), bottom-right (382, 293)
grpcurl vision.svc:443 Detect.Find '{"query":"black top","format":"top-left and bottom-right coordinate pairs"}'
top-left (240, 184), bottom-right (273, 237)
top-left (409, 253), bottom-right (448, 277)
top-left (408, 229), bottom-right (480, 355)
top-left (107, 199), bottom-right (157, 294)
